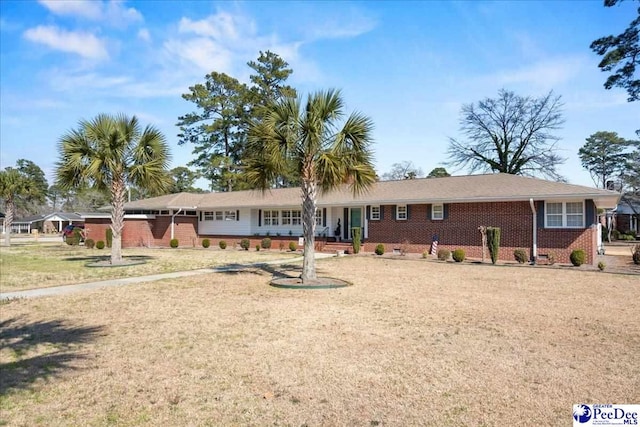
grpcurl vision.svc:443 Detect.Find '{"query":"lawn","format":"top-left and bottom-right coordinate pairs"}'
top-left (0, 243), bottom-right (299, 292)
top-left (1, 256), bottom-right (638, 426)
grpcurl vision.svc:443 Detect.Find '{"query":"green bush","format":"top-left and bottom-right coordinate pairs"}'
top-left (240, 238), bottom-right (250, 250)
top-left (437, 248), bottom-right (450, 261)
top-left (202, 238), bottom-right (210, 248)
top-left (620, 234), bottom-right (636, 241)
top-left (289, 241), bottom-right (297, 252)
top-left (219, 240), bottom-right (227, 250)
top-left (611, 229), bottom-right (621, 240)
top-left (632, 245), bottom-right (640, 265)
top-left (570, 249), bottom-right (586, 266)
top-left (514, 249), bottom-right (528, 264)
top-left (106, 228), bottom-right (113, 248)
top-left (374, 243), bottom-right (385, 256)
top-left (261, 238), bottom-right (272, 249)
top-left (597, 261), bottom-right (606, 271)
top-left (170, 238), bottom-right (179, 248)
top-left (256, 244), bottom-right (261, 251)
top-left (351, 227), bottom-right (361, 254)
top-left (85, 238), bottom-right (95, 249)
top-left (624, 230), bottom-right (637, 238)
top-left (96, 240), bottom-right (105, 249)
top-left (452, 249), bottom-right (465, 262)
top-left (486, 227), bottom-right (501, 264)
top-left (422, 250), bottom-right (429, 259)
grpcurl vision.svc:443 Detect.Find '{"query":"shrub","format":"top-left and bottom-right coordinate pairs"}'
top-left (106, 228), bottom-right (113, 248)
top-left (452, 249), bottom-right (465, 262)
top-left (422, 250), bottom-right (429, 259)
top-left (256, 244), bottom-right (261, 251)
top-left (547, 253), bottom-right (556, 266)
top-left (261, 238), bottom-right (272, 249)
top-left (219, 240), bottom-right (227, 250)
top-left (620, 234), bottom-right (635, 241)
top-left (486, 227), bottom-right (501, 264)
top-left (170, 238), bottom-right (179, 248)
top-left (240, 238), bottom-right (250, 250)
top-left (437, 248), bottom-right (450, 261)
top-left (624, 230), bottom-right (637, 238)
top-left (85, 238), bottom-right (95, 249)
top-left (289, 241), bottom-right (297, 252)
top-left (597, 261), bottom-right (606, 271)
top-left (202, 238), bottom-right (210, 248)
top-left (66, 229), bottom-right (81, 246)
top-left (632, 244), bottom-right (640, 265)
top-left (96, 240), bottom-right (105, 249)
top-left (611, 229), bottom-right (620, 240)
top-left (570, 249), bottom-right (586, 266)
top-left (514, 249), bottom-right (528, 264)
top-left (351, 227), bottom-right (361, 254)
top-left (374, 244), bottom-right (385, 256)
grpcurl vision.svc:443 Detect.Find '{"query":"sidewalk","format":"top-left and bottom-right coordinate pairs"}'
top-left (0, 253), bottom-right (336, 301)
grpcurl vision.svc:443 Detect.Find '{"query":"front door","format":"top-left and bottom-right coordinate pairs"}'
top-left (350, 207), bottom-right (362, 239)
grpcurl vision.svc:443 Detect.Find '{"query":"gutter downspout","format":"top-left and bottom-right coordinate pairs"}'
top-left (171, 208), bottom-right (183, 240)
top-left (529, 198), bottom-right (537, 265)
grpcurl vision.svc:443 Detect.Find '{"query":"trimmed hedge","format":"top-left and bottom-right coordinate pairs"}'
top-left (96, 240), bottom-right (105, 249)
top-left (170, 238), bottom-right (179, 248)
top-left (514, 249), bottom-right (528, 264)
top-left (240, 238), bottom-right (250, 250)
top-left (486, 227), bottom-right (501, 264)
top-left (375, 244), bottom-right (385, 256)
top-left (106, 228), bottom-right (113, 248)
top-left (452, 249), bottom-right (465, 262)
top-left (219, 240), bottom-right (227, 250)
top-left (85, 238), bottom-right (95, 249)
top-left (437, 249), bottom-right (450, 261)
top-left (289, 241), bottom-right (297, 251)
top-left (261, 238), bottom-right (272, 249)
top-left (202, 238), bottom-right (210, 248)
top-left (570, 249), bottom-right (586, 266)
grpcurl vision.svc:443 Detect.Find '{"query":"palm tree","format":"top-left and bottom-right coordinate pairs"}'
top-left (0, 168), bottom-right (36, 246)
top-left (56, 114), bottom-right (171, 264)
top-left (245, 89), bottom-right (376, 282)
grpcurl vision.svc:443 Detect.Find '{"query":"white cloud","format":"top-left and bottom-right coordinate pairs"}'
top-left (137, 28), bottom-right (151, 42)
top-left (38, 0), bottom-right (142, 27)
top-left (23, 25), bottom-right (109, 60)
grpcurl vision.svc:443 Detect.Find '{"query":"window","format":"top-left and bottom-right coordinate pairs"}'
top-left (370, 206), bottom-right (380, 220)
top-left (282, 210), bottom-right (302, 226)
top-left (396, 205), bottom-right (407, 220)
top-left (545, 201), bottom-right (584, 228)
top-left (215, 211), bottom-right (223, 221)
top-left (432, 204), bottom-right (444, 220)
top-left (204, 211), bottom-right (214, 221)
top-left (264, 210), bottom-right (279, 226)
top-left (315, 209), bottom-right (323, 226)
top-left (224, 210), bottom-right (236, 221)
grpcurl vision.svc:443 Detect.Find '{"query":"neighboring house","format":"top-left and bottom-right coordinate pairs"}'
top-left (10, 212), bottom-right (86, 234)
top-left (84, 173), bottom-right (620, 265)
top-left (614, 200), bottom-right (639, 235)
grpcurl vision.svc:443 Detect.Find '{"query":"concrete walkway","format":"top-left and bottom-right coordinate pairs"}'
top-left (1, 253), bottom-right (336, 301)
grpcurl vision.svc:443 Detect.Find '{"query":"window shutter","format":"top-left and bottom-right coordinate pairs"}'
top-left (380, 205), bottom-right (384, 220)
top-left (392, 205), bottom-right (397, 220)
top-left (366, 205), bottom-right (370, 220)
top-left (443, 204), bottom-right (449, 220)
top-left (199, 211), bottom-right (202, 221)
top-left (236, 210), bottom-right (240, 221)
top-left (343, 207), bottom-right (348, 239)
top-left (406, 205), bottom-right (411, 220)
top-left (585, 200), bottom-right (595, 226)
top-left (426, 204), bottom-right (432, 220)
top-left (323, 208), bottom-right (327, 227)
top-left (536, 201), bottom-right (544, 228)
top-left (258, 209), bottom-right (262, 227)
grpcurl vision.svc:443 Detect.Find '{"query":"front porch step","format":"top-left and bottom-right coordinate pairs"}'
top-left (321, 241), bottom-right (356, 253)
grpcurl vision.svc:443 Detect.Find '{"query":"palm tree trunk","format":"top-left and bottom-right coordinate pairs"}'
top-left (3, 198), bottom-right (14, 247)
top-left (301, 179), bottom-right (317, 282)
top-left (110, 177), bottom-right (126, 264)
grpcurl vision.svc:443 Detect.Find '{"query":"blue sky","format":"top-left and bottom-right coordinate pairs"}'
top-left (1, 0), bottom-right (637, 189)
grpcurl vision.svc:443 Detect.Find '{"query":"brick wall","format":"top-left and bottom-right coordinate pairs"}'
top-left (85, 216), bottom-right (198, 248)
top-left (364, 202), bottom-right (596, 264)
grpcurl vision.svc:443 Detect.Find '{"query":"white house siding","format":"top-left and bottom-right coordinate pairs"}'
top-left (197, 208), bottom-right (252, 235)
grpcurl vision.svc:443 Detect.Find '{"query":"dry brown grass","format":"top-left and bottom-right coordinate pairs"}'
top-left (1, 256), bottom-right (638, 426)
top-left (0, 243), bottom-right (298, 291)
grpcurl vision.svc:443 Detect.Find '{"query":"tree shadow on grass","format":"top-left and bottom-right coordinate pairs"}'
top-left (211, 262), bottom-right (303, 279)
top-left (0, 316), bottom-right (104, 395)
top-left (62, 255), bottom-right (155, 262)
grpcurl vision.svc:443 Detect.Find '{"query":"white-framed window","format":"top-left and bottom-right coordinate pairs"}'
top-left (396, 205), bottom-right (407, 220)
top-left (370, 206), bottom-right (380, 220)
top-left (224, 210), bottom-right (236, 221)
top-left (282, 210), bottom-right (291, 225)
top-left (315, 209), bottom-right (323, 226)
top-left (545, 201), bottom-right (584, 228)
top-left (204, 211), bottom-right (214, 221)
top-left (264, 210), bottom-right (279, 226)
top-left (291, 210), bottom-right (302, 225)
top-left (215, 211), bottom-right (223, 221)
top-left (432, 204), bottom-right (444, 220)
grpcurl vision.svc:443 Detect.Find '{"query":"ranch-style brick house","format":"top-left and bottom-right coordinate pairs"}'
top-left (84, 173), bottom-right (620, 265)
